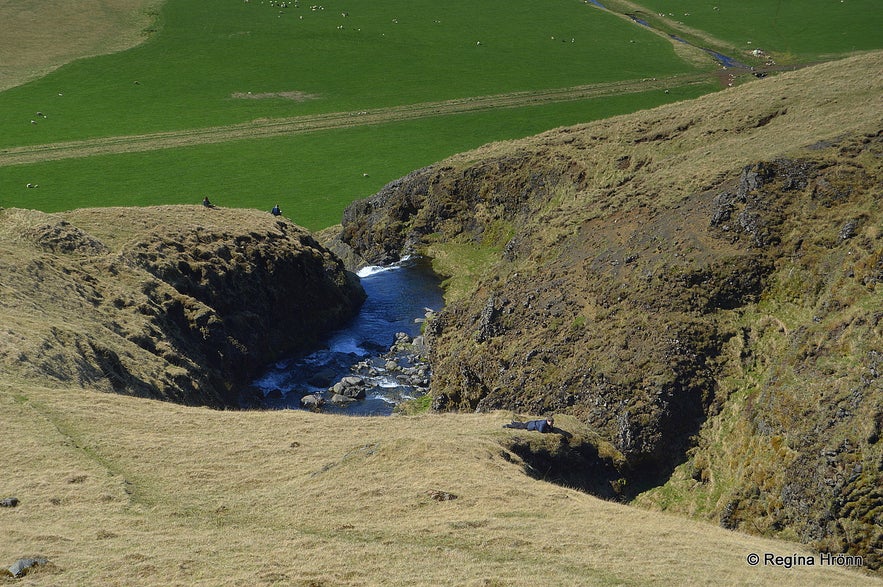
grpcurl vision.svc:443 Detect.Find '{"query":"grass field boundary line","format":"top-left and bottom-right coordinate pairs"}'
top-left (0, 383), bottom-right (154, 507)
top-left (0, 73), bottom-right (715, 167)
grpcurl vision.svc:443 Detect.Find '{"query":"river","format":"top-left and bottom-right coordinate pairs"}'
top-left (245, 256), bottom-right (445, 415)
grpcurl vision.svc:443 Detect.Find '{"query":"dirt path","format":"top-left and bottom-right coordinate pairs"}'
top-left (0, 73), bottom-right (716, 167)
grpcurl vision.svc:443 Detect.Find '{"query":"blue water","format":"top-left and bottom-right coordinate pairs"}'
top-left (248, 256), bottom-right (444, 415)
top-left (627, 14), bottom-right (651, 27)
top-left (668, 34), bottom-right (747, 68)
top-left (588, 0), bottom-right (746, 70)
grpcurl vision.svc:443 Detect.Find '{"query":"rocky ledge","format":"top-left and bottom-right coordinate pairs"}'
top-left (0, 206), bottom-right (365, 407)
top-left (321, 53), bottom-right (882, 571)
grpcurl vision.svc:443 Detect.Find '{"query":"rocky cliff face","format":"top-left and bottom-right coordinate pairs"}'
top-left (326, 54), bottom-right (882, 569)
top-left (0, 206), bottom-right (364, 407)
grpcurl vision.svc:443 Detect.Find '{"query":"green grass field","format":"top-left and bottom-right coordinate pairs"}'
top-left (1, 0), bottom-right (880, 229)
top-left (617, 0), bottom-right (882, 59)
top-left (0, 0), bottom-right (697, 146)
top-left (0, 83), bottom-right (712, 229)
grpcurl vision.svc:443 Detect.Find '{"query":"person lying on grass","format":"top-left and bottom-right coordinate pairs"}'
top-left (503, 417), bottom-right (554, 433)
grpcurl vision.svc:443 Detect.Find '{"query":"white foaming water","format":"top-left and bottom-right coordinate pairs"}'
top-left (356, 255), bottom-right (413, 278)
top-left (327, 336), bottom-right (366, 356)
top-left (375, 375), bottom-right (400, 388)
top-left (247, 255), bottom-right (442, 414)
top-left (253, 370), bottom-right (293, 393)
top-left (367, 392), bottom-right (397, 404)
top-left (356, 265), bottom-right (390, 277)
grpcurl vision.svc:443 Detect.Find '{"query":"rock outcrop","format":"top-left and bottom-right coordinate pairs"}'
top-left (0, 206), bottom-right (364, 407)
top-left (323, 53), bottom-right (883, 569)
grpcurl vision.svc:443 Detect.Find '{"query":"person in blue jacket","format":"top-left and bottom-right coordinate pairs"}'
top-left (503, 417), bottom-right (554, 433)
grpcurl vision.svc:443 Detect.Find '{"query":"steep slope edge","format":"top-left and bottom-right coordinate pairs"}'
top-left (0, 206), bottom-right (365, 407)
top-left (327, 52), bottom-right (882, 569)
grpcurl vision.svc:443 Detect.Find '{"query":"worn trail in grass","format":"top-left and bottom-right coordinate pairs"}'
top-left (0, 73), bottom-right (717, 167)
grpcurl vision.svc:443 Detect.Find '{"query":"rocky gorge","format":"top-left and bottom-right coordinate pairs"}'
top-left (0, 206), bottom-right (365, 408)
top-left (1, 52), bottom-right (880, 573)
top-left (323, 53), bottom-right (882, 569)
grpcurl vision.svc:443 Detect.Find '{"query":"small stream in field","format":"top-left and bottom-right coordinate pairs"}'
top-left (244, 256), bottom-right (444, 415)
top-left (587, 0), bottom-right (748, 69)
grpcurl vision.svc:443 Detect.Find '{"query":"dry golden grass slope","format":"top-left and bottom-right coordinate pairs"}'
top-left (1, 380), bottom-right (879, 586)
top-left (327, 51), bottom-right (882, 575)
top-left (1, 47), bottom-right (881, 587)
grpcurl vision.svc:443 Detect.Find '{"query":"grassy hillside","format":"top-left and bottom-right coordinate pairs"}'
top-left (329, 50), bottom-right (882, 572)
top-left (0, 205), bottom-right (364, 407)
top-left (1, 382), bottom-right (876, 585)
top-left (4, 1), bottom-right (880, 229)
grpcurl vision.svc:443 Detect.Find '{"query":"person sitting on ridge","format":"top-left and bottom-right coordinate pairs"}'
top-left (203, 196), bottom-right (216, 208)
top-left (271, 203), bottom-right (282, 216)
top-left (503, 416), bottom-right (555, 433)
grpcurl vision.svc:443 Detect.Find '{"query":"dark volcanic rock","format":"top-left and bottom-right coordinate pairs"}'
top-left (328, 125), bottom-right (883, 570)
top-left (123, 219), bottom-right (365, 405)
top-left (0, 206), bottom-right (365, 408)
